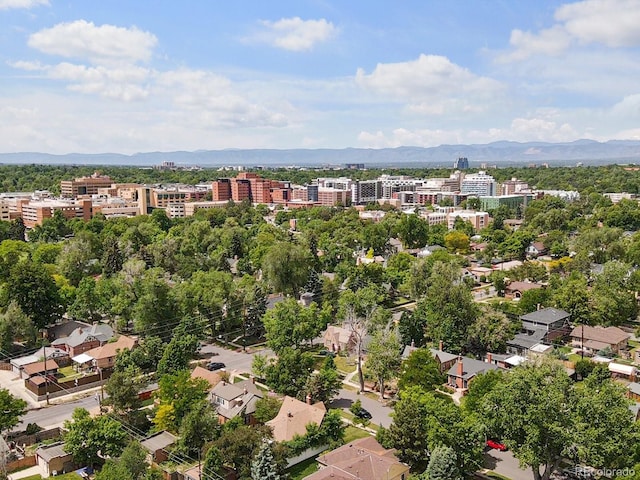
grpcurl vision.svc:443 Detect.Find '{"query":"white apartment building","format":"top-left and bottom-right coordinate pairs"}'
top-left (447, 210), bottom-right (490, 231)
top-left (460, 171), bottom-right (497, 196)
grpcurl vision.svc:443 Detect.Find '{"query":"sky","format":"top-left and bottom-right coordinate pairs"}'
top-left (2, 0), bottom-right (640, 154)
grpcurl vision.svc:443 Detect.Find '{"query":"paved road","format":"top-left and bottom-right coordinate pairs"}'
top-left (199, 343), bottom-right (273, 375)
top-left (330, 388), bottom-right (393, 428)
top-left (485, 448), bottom-right (533, 480)
top-left (14, 395), bottom-right (98, 431)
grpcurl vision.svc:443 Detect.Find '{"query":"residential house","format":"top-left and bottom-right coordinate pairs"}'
top-left (526, 241), bottom-right (548, 258)
top-left (10, 347), bottom-right (68, 378)
top-left (430, 347), bottom-right (459, 374)
top-left (507, 330), bottom-right (547, 356)
top-left (609, 362), bottom-right (637, 381)
top-left (628, 382), bottom-right (640, 402)
top-left (266, 395), bottom-right (327, 443)
top-left (520, 307), bottom-right (571, 342)
top-left (570, 325), bottom-right (630, 355)
top-left (36, 442), bottom-right (74, 477)
top-left (84, 335), bottom-right (137, 370)
top-left (447, 356), bottom-right (501, 390)
top-left (323, 325), bottom-right (356, 353)
top-left (505, 281), bottom-right (543, 300)
top-left (46, 320), bottom-right (91, 341)
top-left (304, 437), bottom-right (409, 480)
top-left (22, 360), bottom-right (59, 379)
top-left (191, 366), bottom-right (223, 400)
top-left (51, 323), bottom-right (114, 357)
top-left (140, 431), bottom-right (178, 464)
top-left (467, 266), bottom-right (493, 284)
top-left (210, 378), bottom-right (263, 425)
top-left (401, 344), bottom-right (458, 374)
top-left (485, 352), bottom-right (526, 368)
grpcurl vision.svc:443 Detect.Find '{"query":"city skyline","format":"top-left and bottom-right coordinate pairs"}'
top-left (2, 0), bottom-right (640, 155)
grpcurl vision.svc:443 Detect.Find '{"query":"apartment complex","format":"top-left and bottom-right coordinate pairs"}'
top-left (61, 173), bottom-right (114, 198)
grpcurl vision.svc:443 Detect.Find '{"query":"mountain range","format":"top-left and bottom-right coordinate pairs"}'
top-left (2, 139), bottom-right (640, 168)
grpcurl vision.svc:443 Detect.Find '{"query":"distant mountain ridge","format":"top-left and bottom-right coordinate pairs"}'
top-left (2, 139), bottom-right (640, 168)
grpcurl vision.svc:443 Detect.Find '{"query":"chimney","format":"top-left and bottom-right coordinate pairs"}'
top-left (457, 356), bottom-right (464, 377)
top-left (243, 386), bottom-right (248, 394)
top-left (439, 340), bottom-right (444, 351)
top-left (306, 394), bottom-right (312, 405)
top-left (487, 353), bottom-right (493, 364)
top-left (287, 411), bottom-right (292, 418)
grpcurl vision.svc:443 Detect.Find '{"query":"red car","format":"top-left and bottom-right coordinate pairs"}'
top-left (486, 439), bottom-right (508, 451)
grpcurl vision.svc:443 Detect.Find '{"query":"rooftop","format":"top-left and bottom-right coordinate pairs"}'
top-left (140, 431), bottom-right (178, 453)
top-left (520, 307), bottom-right (570, 325)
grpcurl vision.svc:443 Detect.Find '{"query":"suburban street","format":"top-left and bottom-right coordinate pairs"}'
top-left (485, 448), bottom-right (531, 480)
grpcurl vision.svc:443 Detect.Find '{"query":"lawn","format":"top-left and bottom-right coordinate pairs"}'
top-left (287, 457), bottom-right (320, 480)
top-left (333, 355), bottom-right (356, 375)
top-left (57, 365), bottom-right (83, 382)
top-left (20, 473), bottom-right (81, 480)
top-left (343, 425), bottom-right (373, 442)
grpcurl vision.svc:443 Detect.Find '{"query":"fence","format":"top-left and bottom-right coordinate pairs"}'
top-left (9, 427), bottom-right (62, 447)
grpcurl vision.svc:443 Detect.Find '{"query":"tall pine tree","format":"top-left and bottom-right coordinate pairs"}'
top-left (251, 441), bottom-right (281, 480)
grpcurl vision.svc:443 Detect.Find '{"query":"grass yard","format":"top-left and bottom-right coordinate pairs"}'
top-left (343, 425), bottom-right (373, 442)
top-left (20, 473), bottom-right (82, 480)
top-left (57, 365), bottom-right (84, 382)
top-left (333, 356), bottom-right (356, 375)
top-left (287, 457), bottom-right (320, 480)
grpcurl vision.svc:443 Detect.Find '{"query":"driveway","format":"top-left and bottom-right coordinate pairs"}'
top-left (0, 369), bottom-right (41, 409)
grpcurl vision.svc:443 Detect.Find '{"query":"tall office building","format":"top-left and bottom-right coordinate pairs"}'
top-left (454, 157), bottom-right (469, 169)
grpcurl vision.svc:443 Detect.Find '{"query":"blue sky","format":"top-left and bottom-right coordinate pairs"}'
top-left (1, 0), bottom-right (640, 154)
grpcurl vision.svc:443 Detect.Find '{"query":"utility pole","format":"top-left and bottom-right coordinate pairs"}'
top-left (44, 346), bottom-right (49, 405)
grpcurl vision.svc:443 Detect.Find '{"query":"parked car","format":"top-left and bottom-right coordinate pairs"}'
top-left (562, 466), bottom-right (595, 479)
top-left (486, 439), bottom-right (508, 451)
top-left (354, 407), bottom-right (372, 420)
top-left (318, 349), bottom-right (336, 357)
top-left (207, 362), bottom-right (226, 371)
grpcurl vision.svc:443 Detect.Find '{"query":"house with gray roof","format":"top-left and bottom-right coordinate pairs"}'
top-left (36, 442), bottom-right (74, 477)
top-left (447, 355), bottom-right (501, 390)
top-left (140, 431), bottom-right (177, 464)
top-left (520, 307), bottom-right (570, 342)
top-left (51, 323), bottom-right (114, 357)
top-left (211, 378), bottom-right (263, 425)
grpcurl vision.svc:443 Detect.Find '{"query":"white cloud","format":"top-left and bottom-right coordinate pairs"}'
top-left (355, 54), bottom-right (503, 115)
top-left (7, 60), bottom-right (46, 71)
top-left (253, 17), bottom-right (337, 51)
top-left (500, 0), bottom-right (640, 62)
top-left (556, 0), bottom-right (640, 47)
top-left (499, 26), bottom-right (572, 62)
top-left (28, 20), bottom-right (157, 64)
top-left (0, 0), bottom-right (48, 10)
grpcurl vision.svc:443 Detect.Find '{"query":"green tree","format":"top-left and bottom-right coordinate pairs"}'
top-left (417, 262), bottom-right (477, 353)
top-left (253, 396), bottom-right (282, 424)
top-left (5, 260), bottom-right (63, 328)
top-left (397, 214), bottom-right (429, 249)
top-left (202, 446), bottom-right (223, 480)
top-left (397, 310), bottom-right (427, 348)
top-left (57, 237), bottom-right (98, 286)
top-left (156, 332), bottom-right (199, 377)
top-left (479, 358), bottom-right (636, 480)
top-left (262, 242), bottom-right (311, 297)
top-left (302, 356), bottom-right (342, 404)
top-left (64, 408), bottom-right (128, 469)
top-left (466, 306), bottom-right (520, 355)
top-left (398, 348), bottom-right (445, 392)
top-left (444, 230), bottom-right (470, 254)
top-left (264, 347), bottom-right (315, 397)
top-left (251, 441), bottom-right (282, 480)
top-left (263, 298), bottom-right (326, 353)
top-left (213, 425), bottom-right (274, 479)
top-left (422, 446), bottom-right (462, 480)
top-left (365, 327), bottom-right (402, 399)
top-left (153, 371), bottom-right (209, 433)
top-left (176, 401), bottom-right (220, 457)
top-left (0, 389), bottom-right (27, 435)
top-left (104, 365), bottom-right (146, 417)
top-left (67, 277), bottom-right (104, 323)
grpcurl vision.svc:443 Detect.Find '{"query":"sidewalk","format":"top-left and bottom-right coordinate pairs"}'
top-left (8, 464), bottom-right (45, 480)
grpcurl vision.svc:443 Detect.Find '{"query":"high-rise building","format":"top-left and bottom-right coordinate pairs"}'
top-left (460, 171), bottom-right (497, 196)
top-left (212, 178), bottom-right (232, 201)
top-left (454, 157), bottom-right (469, 169)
